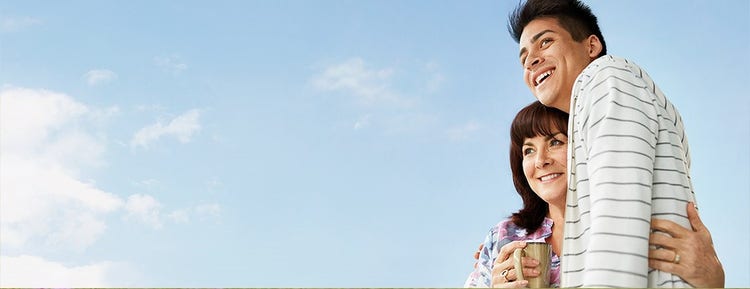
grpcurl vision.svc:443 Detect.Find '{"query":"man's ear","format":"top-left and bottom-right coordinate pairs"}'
top-left (586, 35), bottom-right (603, 58)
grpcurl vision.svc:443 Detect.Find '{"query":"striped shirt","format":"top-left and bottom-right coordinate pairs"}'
top-left (561, 55), bottom-right (696, 288)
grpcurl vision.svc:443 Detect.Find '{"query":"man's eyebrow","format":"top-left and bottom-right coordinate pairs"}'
top-left (519, 29), bottom-right (555, 58)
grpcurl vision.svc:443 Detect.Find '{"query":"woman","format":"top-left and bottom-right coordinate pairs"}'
top-left (464, 101), bottom-right (724, 288)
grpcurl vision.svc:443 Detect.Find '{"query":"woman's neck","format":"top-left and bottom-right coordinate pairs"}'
top-left (546, 203), bottom-right (566, 256)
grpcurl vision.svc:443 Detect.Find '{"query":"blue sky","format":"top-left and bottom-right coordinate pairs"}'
top-left (0, 0), bottom-right (748, 287)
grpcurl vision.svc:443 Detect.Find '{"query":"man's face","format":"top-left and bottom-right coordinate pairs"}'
top-left (519, 17), bottom-right (596, 113)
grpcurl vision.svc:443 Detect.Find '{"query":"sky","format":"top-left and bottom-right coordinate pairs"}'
top-left (0, 0), bottom-right (748, 287)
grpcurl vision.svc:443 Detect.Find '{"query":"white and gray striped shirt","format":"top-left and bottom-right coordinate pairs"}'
top-left (561, 55), bottom-right (696, 288)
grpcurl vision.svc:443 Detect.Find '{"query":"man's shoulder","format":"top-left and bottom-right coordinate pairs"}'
top-left (576, 55), bottom-right (649, 90)
top-left (584, 55), bottom-right (644, 76)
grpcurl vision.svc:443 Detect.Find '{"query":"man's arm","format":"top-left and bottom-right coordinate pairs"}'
top-left (577, 61), bottom-right (659, 287)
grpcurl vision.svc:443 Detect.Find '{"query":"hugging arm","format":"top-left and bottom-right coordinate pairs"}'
top-left (649, 203), bottom-right (725, 288)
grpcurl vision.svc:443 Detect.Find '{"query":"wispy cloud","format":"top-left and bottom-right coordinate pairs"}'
top-left (353, 114), bottom-right (372, 130)
top-left (423, 61), bottom-right (445, 93)
top-left (204, 177), bottom-right (223, 192)
top-left (311, 58), bottom-right (413, 107)
top-left (0, 255), bottom-right (137, 287)
top-left (154, 54), bottom-right (188, 75)
top-left (83, 69), bottom-right (118, 86)
top-left (124, 194), bottom-right (163, 229)
top-left (0, 16), bottom-right (42, 33)
top-left (121, 193), bottom-right (222, 228)
top-left (168, 203), bottom-right (222, 224)
top-left (446, 120), bottom-right (481, 141)
top-left (310, 58), bottom-right (449, 133)
top-left (130, 109), bottom-right (201, 149)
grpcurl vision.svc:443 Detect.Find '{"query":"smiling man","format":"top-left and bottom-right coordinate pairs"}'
top-left (509, 0), bottom-right (704, 287)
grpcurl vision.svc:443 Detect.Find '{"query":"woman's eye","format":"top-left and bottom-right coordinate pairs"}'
top-left (523, 147), bottom-right (535, 156)
top-left (551, 139), bottom-right (564, 146)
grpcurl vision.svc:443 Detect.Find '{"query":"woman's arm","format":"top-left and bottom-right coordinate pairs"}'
top-left (649, 202), bottom-right (725, 288)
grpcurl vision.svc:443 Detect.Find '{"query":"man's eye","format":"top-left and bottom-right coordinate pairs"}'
top-left (541, 38), bottom-right (552, 46)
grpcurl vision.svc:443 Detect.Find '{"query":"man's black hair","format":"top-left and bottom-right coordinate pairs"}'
top-left (509, 0), bottom-right (607, 57)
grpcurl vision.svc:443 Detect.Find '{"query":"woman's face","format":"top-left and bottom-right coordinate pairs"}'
top-left (521, 131), bottom-right (568, 206)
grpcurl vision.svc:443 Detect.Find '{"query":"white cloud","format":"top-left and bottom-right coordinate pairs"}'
top-left (135, 104), bottom-right (165, 112)
top-left (0, 86), bottom-right (218, 285)
top-left (205, 176), bottom-right (223, 192)
top-left (311, 58), bottom-right (412, 107)
top-left (423, 61), bottom-right (445, 93)
top-left (381, 112), bottom-right (438, 135)
top-left (167, 203), bottom-right (222, 224)
top-left (154, 54), bottom-right (188, 74)
top-left (0, 255), bottom-right (137, 287)
top-left (354, 114), bottom-right (372, 130)
top-left (83, 69), bottom-right (118, 86)
top-left (1, 87), bottom-right (88, 153)
top-left (0, 16), bottom-right (41, 33)
top-left (194, 203), bottom-right (221, 218)
top-left (0, 87), bottom-right (121, 250)
top-left (133, 178), bottom-right (160, 190)
top-left (124, 194), bottom-right (163, 229)
top-left (130, 109), bottom-right (201, 149)
top-left (446, 120), bottom-right (481, 141)
top-left (167, 209), bottom-right (190, 224)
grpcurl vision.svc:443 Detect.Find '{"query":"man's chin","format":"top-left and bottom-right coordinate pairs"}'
top-left (534, 95), bottom-right (554, 107)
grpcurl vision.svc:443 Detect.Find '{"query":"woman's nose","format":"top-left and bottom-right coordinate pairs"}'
top-left (535, 149), bottom-right (553, 168)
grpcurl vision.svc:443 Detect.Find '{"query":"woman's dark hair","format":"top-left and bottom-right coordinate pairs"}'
top-left (509, 101), bottom-right (569, 232)
top-left (508, 0), bottom-right (607, 57)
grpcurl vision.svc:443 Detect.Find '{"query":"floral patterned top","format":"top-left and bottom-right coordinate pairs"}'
top-left (464, 217), bottom-right (560, 288)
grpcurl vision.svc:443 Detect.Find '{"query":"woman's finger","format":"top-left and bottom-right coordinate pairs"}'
top-left (686, 202), bottom-right (708, 234)
top-left (648, 248), bottom-right (678, 263)
top-left (492, 267), bottom-right (529, 288)
top-left (649, 258), bottom-right (681, 276)
top-left (650, 218), bottom-right (688, 238)
top-left (492, 280), bottom-right (529, 288)
top-left (649, 232), bottom-right (678, 249)
top-left (520, 266), bottom-right (541, 278)
top-left (498, 241), bottom-right (527, 261)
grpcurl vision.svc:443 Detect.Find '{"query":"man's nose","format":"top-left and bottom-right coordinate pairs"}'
top-left (525, 55), bottom-right (541, 70)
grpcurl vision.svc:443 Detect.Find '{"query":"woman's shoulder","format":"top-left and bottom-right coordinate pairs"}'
top-left (486, 217), bottom-right (553, 242)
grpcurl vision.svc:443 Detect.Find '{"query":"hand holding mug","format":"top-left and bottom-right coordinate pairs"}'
top-left (512, 242), bottom-right (551, 288)
top-left (490, 241), bottom-right (543, 288)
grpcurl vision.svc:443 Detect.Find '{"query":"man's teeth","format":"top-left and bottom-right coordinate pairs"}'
top-left (535, 71), bottom-right (552, 86)
top-left (540, 173), bottom-right (561, 182)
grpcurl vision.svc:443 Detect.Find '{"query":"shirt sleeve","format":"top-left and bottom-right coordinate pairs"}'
top-left (464, 229), bottom-right (500, 288)
top-left (576, 63), bottom-right (659, 287)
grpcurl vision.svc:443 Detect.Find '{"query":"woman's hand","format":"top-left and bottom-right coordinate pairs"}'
top-left (649, 202), bottom-right (725, 288)
top-left (489, 241), bottom-right (539, 288)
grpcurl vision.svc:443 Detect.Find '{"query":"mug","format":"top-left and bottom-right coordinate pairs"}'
top-left (513, 241), bottom-right (551, 288)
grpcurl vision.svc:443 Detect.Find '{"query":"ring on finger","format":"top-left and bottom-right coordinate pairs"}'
top-left (500, 269), bottom-right (510, 282)
top-left (672, 252), bottom-right (681, 264)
